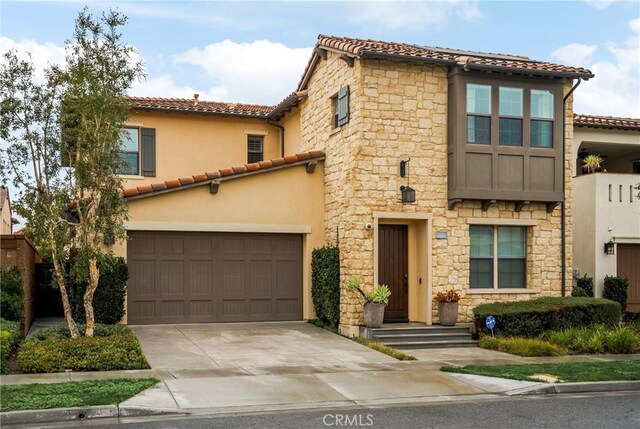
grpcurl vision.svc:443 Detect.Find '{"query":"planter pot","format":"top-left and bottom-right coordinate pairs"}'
top-left (438, 302), bottom-right (459, 326)
top-left (363, 302), bottom-right (385, 328)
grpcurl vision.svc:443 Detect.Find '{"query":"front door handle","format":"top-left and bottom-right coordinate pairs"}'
top-left (403, 273), bottom-right (408, 288)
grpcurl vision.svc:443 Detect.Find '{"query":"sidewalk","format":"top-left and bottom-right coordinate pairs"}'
top-left (2, 349), bottom-right (639, 425)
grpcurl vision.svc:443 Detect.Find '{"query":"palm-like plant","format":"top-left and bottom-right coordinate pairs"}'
top-left (582, 154), bottom-right (604, 174)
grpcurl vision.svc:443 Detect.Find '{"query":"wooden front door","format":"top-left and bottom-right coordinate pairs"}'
top-left (617, 244), bottom-right (640, 312)
top-left (379, 224), bottom-right (409, 321)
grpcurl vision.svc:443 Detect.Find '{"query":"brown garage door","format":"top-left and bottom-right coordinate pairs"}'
top-left (127, 231), bottom-right (302, 324)
top-left (617, 244), bottom-right (640, 312)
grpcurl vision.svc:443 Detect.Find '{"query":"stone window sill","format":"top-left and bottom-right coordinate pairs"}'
top-left (466, 288), bottom-right (541, 295)
top-left (119, 175), bottom-right (145, 180)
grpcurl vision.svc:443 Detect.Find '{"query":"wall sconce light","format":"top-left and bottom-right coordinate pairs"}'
top-left (604, 240), bottom-right (615, 255)
top-left (400, 185), bottom-right (416, 204)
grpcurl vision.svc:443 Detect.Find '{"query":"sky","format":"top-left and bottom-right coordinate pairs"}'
top-left (1, 0), bottom-right (639, 117)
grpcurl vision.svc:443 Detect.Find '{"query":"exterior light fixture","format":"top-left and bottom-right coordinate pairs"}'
top-left (400, 185), bottom-right (416, 204)
top-left (604, 240), bottom-right (615, 255)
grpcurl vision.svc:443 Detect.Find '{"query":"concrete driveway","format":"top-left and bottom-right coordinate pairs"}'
top-left (130, 322), bottom-right (395, 372)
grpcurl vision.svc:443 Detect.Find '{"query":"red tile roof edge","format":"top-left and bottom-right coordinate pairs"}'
top-left (122, 151), bottom-right (326, 200)
top-left (574, 114), bottom-right (640, 131)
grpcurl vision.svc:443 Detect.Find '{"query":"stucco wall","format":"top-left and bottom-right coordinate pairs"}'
top-left (1, 198), bottom-right (12, 234)
top-left (279, 107), bottom-right (302, 155)
top-left (114, 163), bottom-right (325, 322)
top-left (573, 173), bottom-right (640, 296)
top-left (300, 53), bottom-right (575, 332)
top-left (123, 111), bottom-right (283, 188)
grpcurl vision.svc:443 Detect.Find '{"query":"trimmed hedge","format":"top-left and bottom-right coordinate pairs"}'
top-left (473, 297), bottom-right (621, 338)
top-left (70, 255), bottom-right (128, 325)
top-left (0, 319), bottom-right (21, 374)
top-left (603, 276), bottom-right (629, 313)
top-left (0, 266), bottom-right (24, 322)
top-left (17, 324), bottom-right (149, 373)
top-left (572, 274), bottom-right (594, 298)
top-left (311, 246), bottom-right (340, 327)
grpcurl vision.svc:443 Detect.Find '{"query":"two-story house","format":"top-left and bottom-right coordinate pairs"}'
top-left (572, 115), bottom-right (640, 311)
top-left (113, 35), bottom-right (594, 336)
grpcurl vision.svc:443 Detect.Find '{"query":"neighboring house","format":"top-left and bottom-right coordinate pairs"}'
top-left (113, 35), bottom-right (594, 335)
top-left (572, 115), bottom-right (640, 311)
top-left (0, 187), bottom-right (19, 234)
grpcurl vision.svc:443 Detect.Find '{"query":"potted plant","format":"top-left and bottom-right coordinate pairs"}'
top-left (581, 154), bottom-right (604, 174)
top-left (346, 276), bottom-right (391, 328)
top-left (434, 289), bottom-right (460, 326)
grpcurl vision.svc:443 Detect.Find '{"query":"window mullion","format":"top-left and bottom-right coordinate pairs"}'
top-left (493, 227), bottom-right (499, 289)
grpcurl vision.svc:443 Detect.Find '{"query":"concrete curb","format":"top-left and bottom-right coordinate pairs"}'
top-left (0, 405), bottom-right (118, 425)
top-left (506, 380), bottom-right (640, 396)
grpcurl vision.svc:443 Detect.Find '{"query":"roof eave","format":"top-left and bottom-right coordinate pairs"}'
top-left (359, 50), bottom-right (456, 66)
top-left (462, 63), bottom-right (594, 80)
top-left (130, 106), bottom-right (270, 120)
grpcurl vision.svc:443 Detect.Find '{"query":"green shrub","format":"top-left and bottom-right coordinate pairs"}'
top-left (543, 325), bottom-right (640, 354)
top-left (572, 274), bottom-right (594, 298)
top-left (0, 319), bottom-right (21, 374)
top-left (624, 311), bottom-right (640, 323)
top-left (17, 323), bottom-right (149, 373)
top-left (473, 297), bottom-right (621, 338)
top-left (311, 246), bottom-right (340, 327)
top-left (0, 267), bottom-right (24, 322)
top-left (603, 276), bottom-right (629, 313)
top-left (604, 326), bottom-right (640, 354)
top-left (69, 255), bottom-right (128, 325)
top-left (479, 335), bottom-right (566, 357)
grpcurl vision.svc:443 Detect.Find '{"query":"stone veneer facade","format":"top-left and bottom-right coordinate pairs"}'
top-left (299, 51), bottom-right (574, 334)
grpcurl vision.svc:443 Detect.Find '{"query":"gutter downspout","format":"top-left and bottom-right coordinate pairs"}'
top-left (267, 120), bottom-right (285, 157)
top-left (562, 77), bottom-right (582, 297)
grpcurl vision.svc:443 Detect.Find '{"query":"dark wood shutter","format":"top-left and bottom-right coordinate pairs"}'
top-left (140, 128), bottom-right (156, 177)
top-left (337, 86), bottom-right (350, 127)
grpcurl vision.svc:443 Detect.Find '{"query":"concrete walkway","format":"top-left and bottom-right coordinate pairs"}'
top-left (2, 321), bottom-right (639, 419)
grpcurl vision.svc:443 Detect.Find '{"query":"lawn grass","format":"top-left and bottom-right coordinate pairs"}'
top-left (441, 360), bottom-right (640, 383)
top-left (353, 336), bottom-right (417, 361)
top-left (0, 378), bottom-right (159, 412)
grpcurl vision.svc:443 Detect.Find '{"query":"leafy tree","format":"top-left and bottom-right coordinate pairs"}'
top-left (1, 50), bottom-right (80, 337)
top-left (1, 8), bottom-right (143, 337)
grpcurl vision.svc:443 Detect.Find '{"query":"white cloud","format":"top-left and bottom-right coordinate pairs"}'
top-left (0, 37), bottom-right (65, 83)
top-left (553, 17), bottom-right (640, 117)
top-left (551, 43), bottom-right (597, 66)
top-left (173, 40), bottom-right (312, 105)
top-left (130, 75), bottom-right (229, 101)
top-left (348, 0), bottom-right (484, 30)
top-left (584, 0), bottom-right (619, 10)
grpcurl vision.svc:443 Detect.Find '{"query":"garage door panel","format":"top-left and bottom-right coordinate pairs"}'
top-left (189, 261), bottom-right (212, 296)
top-left (129, 260), bottom-right (155, 297)
top-left (127, 231), bottom-right (302, 324)
top-left (159, 261), bottom-right (184, 296)
top-left (159, 300), bottom-right (184, 318)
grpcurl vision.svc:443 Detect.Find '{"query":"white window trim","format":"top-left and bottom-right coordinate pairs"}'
top-left (119, 127), bottom-right (141, 176)
top-left (243, 129), bottom-right (269, 136)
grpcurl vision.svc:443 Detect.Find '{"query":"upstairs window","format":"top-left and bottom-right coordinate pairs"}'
top-left (247, 135), bottom-right (264, 163)
top-left (119, 128), bottom-right (140, 175)
top-left (466, 84), bottom-right (491, 144)
top-left (470, 225), bottom-right (526, 289)
top-left (530, 90), bottom-right (554, 148)
top-left (499, 87), bottom-right (523, 146)
top-left (334, 85), bottom-right (350, 128)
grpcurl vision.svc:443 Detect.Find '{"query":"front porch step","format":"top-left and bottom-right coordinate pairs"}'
top-left (361, 324), bottom-right (477, 350)
top-left (374, 332), bottom-right (472, 342)
top-left (387, 339), bottom-right (479, 350)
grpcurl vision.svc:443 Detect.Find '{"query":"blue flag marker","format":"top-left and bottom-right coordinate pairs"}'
top-left (486, 315), bottom-right (496, 337)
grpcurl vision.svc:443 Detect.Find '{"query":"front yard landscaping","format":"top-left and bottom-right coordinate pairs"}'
top-left (0, 378), bottom-right (159, 412)
top-left (16, 324), bottom-right (149, 373)
top-left (441, 360), bottom-right (640, 383)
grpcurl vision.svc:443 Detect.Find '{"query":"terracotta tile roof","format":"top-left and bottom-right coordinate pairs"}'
top-left (298, 35), bottom-right (593, 89)
top-left (128, 97), bottom-right (274, 118)
top-left (573, 114), bottom-right (640, 131)
top-left (122, 151), bottom-right (325, 200)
